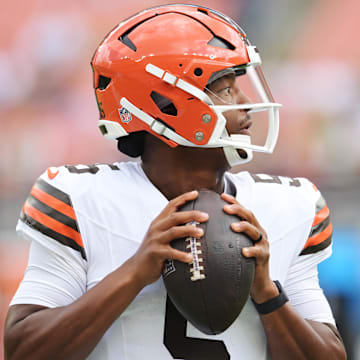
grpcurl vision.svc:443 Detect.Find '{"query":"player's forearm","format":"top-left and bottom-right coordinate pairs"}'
top-left (5, 257), bottom-right (144, 360)
top-left (260, 303), bottom-right (346, 360)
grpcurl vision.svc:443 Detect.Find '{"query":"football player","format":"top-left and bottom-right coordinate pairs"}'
top-left (4, 4), bottom-right (346, 360)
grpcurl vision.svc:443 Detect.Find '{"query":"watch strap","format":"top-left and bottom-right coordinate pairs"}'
top-left (252, 280), bottom-right (289, 315)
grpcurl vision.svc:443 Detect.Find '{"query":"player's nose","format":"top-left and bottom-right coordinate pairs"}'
top-left (235, 90), bottom-right (252, 113)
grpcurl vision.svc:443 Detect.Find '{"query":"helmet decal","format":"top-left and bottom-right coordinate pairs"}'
top-left (119, 107), bottom-right (132, 124)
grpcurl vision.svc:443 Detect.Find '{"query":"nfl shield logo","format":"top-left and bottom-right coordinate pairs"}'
top-left (162, 259), bottom-right (176, 277)
top-left (119, 107), bottom-right (132, 123)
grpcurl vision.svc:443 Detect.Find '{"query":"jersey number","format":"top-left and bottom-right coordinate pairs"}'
top-left (250, 173), bottom-right (301, 187)
top-left (163, 296), bottom-right (230, 359)
top-left (65, 164), bottom-right (120, 174)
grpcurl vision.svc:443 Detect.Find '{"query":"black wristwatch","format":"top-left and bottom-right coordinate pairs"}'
top-left (252, 280), bottom-right (289, 315)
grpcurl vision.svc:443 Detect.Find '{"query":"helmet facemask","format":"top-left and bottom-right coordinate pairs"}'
top-left (203, 61), bottom-right (282, 166)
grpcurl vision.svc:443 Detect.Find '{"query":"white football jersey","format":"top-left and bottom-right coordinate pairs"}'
top-left (11, 161), bottom-right (335, 360)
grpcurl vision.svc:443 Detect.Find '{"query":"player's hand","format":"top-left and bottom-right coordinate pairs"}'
top-left (221, 193), bottom-right (278, 303)
top-left (131, 190), bottom-right (209, 287)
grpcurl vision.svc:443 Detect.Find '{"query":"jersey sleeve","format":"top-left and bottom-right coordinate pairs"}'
top-left (19, 172), bottom-right (86, 260)
top-left (11, 225), bottom-right (87, 307)
top-left (300, 183), bottom-right (333, 256)
top-left (284, 247), bottom-right (335, 325)
top-left (11, 168), bottom-right (88, 307)
top-left (285, 181), bottom-right (335, 325)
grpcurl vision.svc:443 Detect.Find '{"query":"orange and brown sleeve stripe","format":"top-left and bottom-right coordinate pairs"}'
top-left (20, 178), bottom-right (86, 260)
top-left (300, 194), bottom-right (332, 256)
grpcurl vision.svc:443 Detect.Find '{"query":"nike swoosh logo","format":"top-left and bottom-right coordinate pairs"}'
top-left (47, 167), bottom-right (59, 179)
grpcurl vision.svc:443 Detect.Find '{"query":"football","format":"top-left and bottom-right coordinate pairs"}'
top-left (162, 190), bottom-right (255, 335)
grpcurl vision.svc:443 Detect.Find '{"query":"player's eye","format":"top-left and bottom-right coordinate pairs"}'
top-left (216, 87), bottom-right (234, 102)
top-left (218, 87), bottom-right (231, 97)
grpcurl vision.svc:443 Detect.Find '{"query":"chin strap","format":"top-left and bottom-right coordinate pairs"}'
top-left (223, 147), bottom-right (253, 166)
top-left (221, 131), bottom-right (253, 166)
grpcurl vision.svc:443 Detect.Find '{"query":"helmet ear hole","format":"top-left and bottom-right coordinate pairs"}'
top-left (150, 91), bottom-right (178, 116)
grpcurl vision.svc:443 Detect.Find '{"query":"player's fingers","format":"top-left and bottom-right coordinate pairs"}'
top-left (231, 221), bottom-right (265, 243)
top-left (223, 202), bottom-right (259, 226)
top-left (166, 247), bottom-right (193, 263)
top-left (221, 193), bottom-right (238, 204)
top-left (242, 244), bottom-right (269, 263)
top-left (149, 191), bottom-right (200, 232)
top-left (242, 245), bottom-right (260, 258)
top-left (159, 224), bottom-right (204, 244)
top-left (236, 223), bottom-right (269, 263)
top-left (162, 190), bottom-right (199, 216)
top-left (158, 210), bottom-right (208, 230)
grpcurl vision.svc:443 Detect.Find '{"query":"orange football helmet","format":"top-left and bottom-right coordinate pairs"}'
top-left (91, 4), bottom-right (281, 165)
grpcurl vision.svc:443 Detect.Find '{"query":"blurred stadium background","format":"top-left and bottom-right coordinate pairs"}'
top-left (1, 0), bottom-right (359, 358)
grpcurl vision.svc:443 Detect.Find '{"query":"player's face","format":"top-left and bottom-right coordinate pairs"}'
top-left (205, 74), bottom-right (252, 136)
